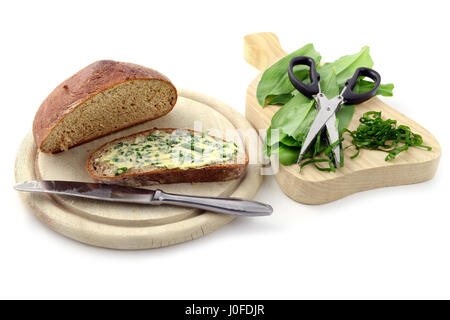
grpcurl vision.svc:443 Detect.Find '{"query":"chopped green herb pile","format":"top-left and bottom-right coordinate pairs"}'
top-left (259, 44), bottom-right (395, 170)
top-left (345, 111), bottom-right (432, 161)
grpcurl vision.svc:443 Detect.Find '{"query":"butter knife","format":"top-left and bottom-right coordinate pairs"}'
top-left (14, 180), bottom-right (272, 216)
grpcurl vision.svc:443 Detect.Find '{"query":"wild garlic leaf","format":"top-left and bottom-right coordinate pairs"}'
top-left (269, 94), bottom-right (315, 140)
top-left (277, 143), bottom-right (300, 165)
top-left (355, 80), bottom-right (394, 97)
top-left (320, 67), bottom-right (339, 98)
top-left (318, 46), bottom-right (374, 88)
top-left (256, 44), bottom-right (321, 107)
top-left (264, 125), bottom-right (293, 157)
top-left (280, 135), bottom-right (301, 147)
top-left (267, 93), bottom-right (294, 105)
top-left (336, 105), bottom-right (355, 136)
top-left (276, 140), bottom-right (327, 166)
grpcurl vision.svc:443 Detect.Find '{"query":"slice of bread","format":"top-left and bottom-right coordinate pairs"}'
top-left (33, 60), bottom-right (177, 153)
top-left (87, 128), bottom-right (248, 186)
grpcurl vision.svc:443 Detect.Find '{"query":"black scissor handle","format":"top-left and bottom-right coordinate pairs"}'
top-left (342, 67), bottom-right (381, 105)
top-left (288, 56), bottom-right (320, 98)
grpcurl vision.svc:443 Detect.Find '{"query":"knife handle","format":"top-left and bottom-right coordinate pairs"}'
top-left (152, 190), bottom-right (273, 216)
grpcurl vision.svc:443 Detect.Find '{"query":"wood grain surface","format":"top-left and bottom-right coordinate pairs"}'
top-left (244, 32), bottom-right (441, 204)
top-left (15, 89), bottom-right (263, 249)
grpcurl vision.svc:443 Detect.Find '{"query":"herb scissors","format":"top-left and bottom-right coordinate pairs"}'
top-left (288, 56), bottom-right (381, 168)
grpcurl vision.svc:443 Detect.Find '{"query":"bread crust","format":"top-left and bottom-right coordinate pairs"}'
top-left (33, 60), bottom-right (177, 153)
top-left (87, 128), bottom-right (249, 186)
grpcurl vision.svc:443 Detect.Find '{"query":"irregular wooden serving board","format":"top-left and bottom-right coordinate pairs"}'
top-left (244, 32), bottom-right (441, 204)
top-left (15, 89), bottom-right (263, 249)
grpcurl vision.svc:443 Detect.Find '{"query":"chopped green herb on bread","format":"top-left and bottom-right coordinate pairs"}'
top-left (87, 128), bottom-right (248, 186)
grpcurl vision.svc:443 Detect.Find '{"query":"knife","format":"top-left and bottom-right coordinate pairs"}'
top-left (14, 180), bottom-right (272, 216)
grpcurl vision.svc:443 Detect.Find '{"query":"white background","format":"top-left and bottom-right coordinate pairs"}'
top-left (1, 0), bottom-right (449, 299)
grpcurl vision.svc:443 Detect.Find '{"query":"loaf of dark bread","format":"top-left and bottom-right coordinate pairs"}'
top-left (33, 60), bottom-right (177, 153)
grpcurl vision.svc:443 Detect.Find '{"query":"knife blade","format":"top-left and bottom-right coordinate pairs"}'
top-left (14, 180), bottom-right (273, 216)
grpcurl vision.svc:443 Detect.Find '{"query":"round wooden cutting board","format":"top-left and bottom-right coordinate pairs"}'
top-left (15, 89), bottom-right (263, 249)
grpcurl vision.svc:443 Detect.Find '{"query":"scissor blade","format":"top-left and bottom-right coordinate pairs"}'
top-left (325, 113), bottom-right (341, 168)
top-left (297, 105), bottom-right (336, 164)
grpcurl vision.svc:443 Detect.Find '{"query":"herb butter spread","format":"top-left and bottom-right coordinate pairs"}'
top-left (96, 129), bottom-right (240, 176)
